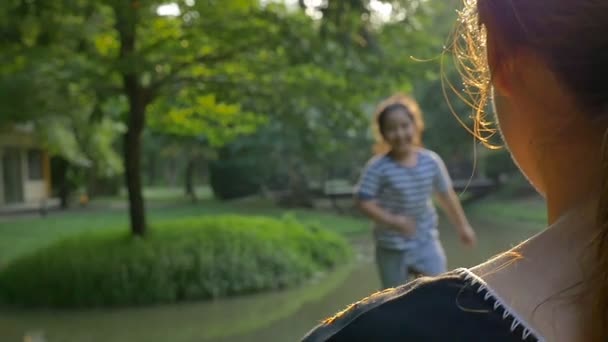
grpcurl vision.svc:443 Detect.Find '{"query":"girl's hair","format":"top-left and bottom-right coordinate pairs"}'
top-left (455, 1), bottom-right (608, 340)
top-left (372, 94), bottom-right (425, 155)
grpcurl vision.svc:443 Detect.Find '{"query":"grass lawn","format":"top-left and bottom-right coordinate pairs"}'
top-left (0, 185), bottom-right (547, 267)
top-left (0, 193), bottom-right (368, 267)
top-left (468, 194), bottom-right (547, 226)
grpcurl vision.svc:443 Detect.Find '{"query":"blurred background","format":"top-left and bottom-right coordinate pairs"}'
top-left (0, 0), bottom-right (543, 341)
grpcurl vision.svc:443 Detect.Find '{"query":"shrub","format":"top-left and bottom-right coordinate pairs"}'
top-left (209, 158), bottom-right (263, 200)
top-left (0, 215), bottom-right (351, 308)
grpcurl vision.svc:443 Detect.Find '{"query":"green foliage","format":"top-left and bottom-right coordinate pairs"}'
top-left (149, 93), bottom-right (265, 148)
top-left (0, 215), bottom-right (351, 308)
top-left (217, 0), bottom-right (469, 196)
top-left (208, 158), bottom-right (263, 200)
top-left (483, 149), bottom-right (519, 181)
top-left (0, 1), bottom-right (125, 185)
top-left (0, 0), bottom-right (490, 213)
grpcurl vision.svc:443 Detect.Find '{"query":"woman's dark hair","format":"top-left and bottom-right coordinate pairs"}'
top-left (455, 1), bottom-right (608, 340)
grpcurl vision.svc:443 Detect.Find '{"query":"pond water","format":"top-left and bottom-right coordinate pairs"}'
top-left (0, 217), bottom-right (540, 342)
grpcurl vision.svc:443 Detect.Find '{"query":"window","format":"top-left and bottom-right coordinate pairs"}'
top-left (27, 149), bottom-right (43, 180)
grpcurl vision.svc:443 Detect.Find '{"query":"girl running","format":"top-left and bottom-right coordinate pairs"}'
top-left (355, 94), bottom-right (476, 289)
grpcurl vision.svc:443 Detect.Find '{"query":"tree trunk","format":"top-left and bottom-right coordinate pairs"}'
top-left (184, 158), bottom-right (197, 202)
top-left (55, 157), bottom-right (69, 209)
top-left (85, 165), bottom-right (96, 199)
top-left (122, 65), bottom-right (147, 237)
top-left (124, 123), bottom-right (146, 236)
top-left (281, 161), bottom-right (313, 208)
top-left (116, 1), bottom-right (147, 237)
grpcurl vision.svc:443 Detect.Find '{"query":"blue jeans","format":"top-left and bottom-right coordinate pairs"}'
top-left (375, 238), bottom-right (447, 289)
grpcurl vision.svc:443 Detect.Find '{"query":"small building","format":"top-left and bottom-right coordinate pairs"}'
top-left (0, 126), bottom-right (55, 213)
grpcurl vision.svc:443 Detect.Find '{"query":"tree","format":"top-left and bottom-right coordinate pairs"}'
top-left (1, 0), bottom-right (306, 236)
top-left (309, 0), bottom-right (489, 174)
top-left (147, 93), bottom-right (264, 201)
top-left (0, 0), bottom-right (128, 207)
top-left (107, 0), bottom-right (292, 235)
top-left (0, 0), bottom-right (487, 224)
top-left (216, 0), bottom-right (449, 204)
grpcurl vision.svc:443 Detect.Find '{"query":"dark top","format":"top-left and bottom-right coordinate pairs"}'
top-left (301, 269), bottom-right (542, 342)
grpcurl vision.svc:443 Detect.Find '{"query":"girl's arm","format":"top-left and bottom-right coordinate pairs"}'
top-left (356, 199), bottom-right (415, 236)
top-left (434, 189), bottom-right (476, 247)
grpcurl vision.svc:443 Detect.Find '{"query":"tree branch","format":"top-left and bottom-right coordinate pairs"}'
top-left (148, 48), bottom-right (246, 93)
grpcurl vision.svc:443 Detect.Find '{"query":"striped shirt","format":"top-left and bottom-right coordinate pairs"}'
top-left (355, 148), bottom-right (452, 250)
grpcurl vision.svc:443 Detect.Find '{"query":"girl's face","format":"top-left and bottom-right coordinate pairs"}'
top-left (381, 109), bottom-right (417, 154)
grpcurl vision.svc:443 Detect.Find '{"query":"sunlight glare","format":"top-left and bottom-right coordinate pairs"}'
top-left (157, 3), bottom-right (181, 17)
top-left (369, 0), bottom-right (392, 22)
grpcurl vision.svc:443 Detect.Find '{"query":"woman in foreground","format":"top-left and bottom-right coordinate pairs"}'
top-left (302, 0), bottom-right (608, 341)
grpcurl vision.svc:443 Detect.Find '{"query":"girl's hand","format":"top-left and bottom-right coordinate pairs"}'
top-left (458, 225), bottom-right (477, 248)
top-left (390, 215), bottom-right (416, 236)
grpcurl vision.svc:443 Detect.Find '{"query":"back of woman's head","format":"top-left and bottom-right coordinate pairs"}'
top-left (477, 1), bottom-right (607, 113)
top-left (372, 93), bottom-right (424, 155)
top-left (457, 0), bottom-right (608, 340)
